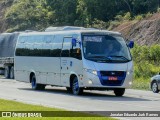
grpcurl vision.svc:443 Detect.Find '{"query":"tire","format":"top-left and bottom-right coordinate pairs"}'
top-left (10, 66), bottom-right (14, 79)
top-left (114, 88), bottom-right (125, 97)
top-left (151, 81), bottom-right (159, 93)
top-left (31, 75), bottom-right (45, 90)
top-left (72, 77), bottom-right (83, 95)
top-left (4, 66), bottom-right (10, 79)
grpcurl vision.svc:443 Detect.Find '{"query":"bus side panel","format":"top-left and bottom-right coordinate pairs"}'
top-left (14, 56), bottom-right (30, 82)
top-left (46, 57), bottom-right (61, 86)
top-left (46, 35), bottom-right (63, 86)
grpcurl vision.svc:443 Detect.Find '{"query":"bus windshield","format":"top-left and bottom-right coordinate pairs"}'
top-left (82, 34), bottom-right (132, 63)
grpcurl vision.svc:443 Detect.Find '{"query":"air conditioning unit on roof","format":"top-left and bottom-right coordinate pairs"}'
top-left (45, 26), bottom-right (85, 32)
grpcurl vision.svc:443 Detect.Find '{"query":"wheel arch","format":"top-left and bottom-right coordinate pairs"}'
top-left (70, 74), bottom-right (78, 87)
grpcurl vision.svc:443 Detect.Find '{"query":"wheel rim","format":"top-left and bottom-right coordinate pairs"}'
top-left (73, 79), bottom-right (79, 94)
top-left (32, 78), bottom-right (36, 89)
top-left (152, 82), bottom-right (158, 92)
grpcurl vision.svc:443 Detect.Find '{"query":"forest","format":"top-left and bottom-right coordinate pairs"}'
top-left (3, 0), bottom-right (160, 32)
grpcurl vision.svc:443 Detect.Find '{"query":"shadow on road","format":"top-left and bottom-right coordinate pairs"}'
top-left (18, 87), bottom-right (153, 102)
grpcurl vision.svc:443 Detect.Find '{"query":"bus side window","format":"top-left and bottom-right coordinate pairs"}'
top-left (61, 37), bottom-right (72, 57)
top-left (43, 35), bottom-right (53, 57)
top-left (71, 42), bottom-right (82, 60)
top-left (51, 35), bottom-right (62, 57)
top-left (18, 36), bottom-right (27, 43)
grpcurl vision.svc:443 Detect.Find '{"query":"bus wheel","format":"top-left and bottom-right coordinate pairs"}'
top-left (72, 77), bottom-right (83, 95)
top-left (31, 75), bottom-right (45, 90)
top-left (114, 88), bottom-right (125, 97)
top-left (10, 66), bottom-right (14, 79)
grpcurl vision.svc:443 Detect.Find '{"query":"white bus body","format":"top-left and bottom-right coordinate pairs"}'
top-left (14, 29), bottom-right (133, 96)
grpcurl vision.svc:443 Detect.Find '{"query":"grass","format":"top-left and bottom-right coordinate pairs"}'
top-left (0, 99), bottom-right (116, 120)
top-left (132, 77), bottom-right (150, 90)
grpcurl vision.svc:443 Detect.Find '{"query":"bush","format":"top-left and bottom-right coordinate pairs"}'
top-left (124, 12), bottom-right (131, 20)
top-left (145, 12), bottom-right (152, 18)
top-left (134, 15), bottom-right (143, 21)
top-left (131, 44), bottom-right (160, 90)
top-left (131, 44), bottom-right (160, 64)
top-left (114, 15), bottom-right (123, 21)
top-left (107, 21), bottom-right (120, 30)
top-left (92, 18), bottom-right (108, 29)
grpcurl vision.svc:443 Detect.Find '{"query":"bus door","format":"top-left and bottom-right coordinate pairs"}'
top-left (61, 37), bottom-right (72, 86)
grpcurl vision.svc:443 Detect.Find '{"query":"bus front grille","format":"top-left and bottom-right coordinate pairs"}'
top-left (98, 71), bottom-right (126, 86)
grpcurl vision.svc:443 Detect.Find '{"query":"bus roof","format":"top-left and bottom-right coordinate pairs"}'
top-left (19, 29), bottom-right (121, 36)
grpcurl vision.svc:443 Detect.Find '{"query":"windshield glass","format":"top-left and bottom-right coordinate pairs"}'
top-left (82, 34), bottom-right (132, 63)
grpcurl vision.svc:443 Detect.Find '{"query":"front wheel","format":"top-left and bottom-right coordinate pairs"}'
top-left (114, 88), bottom-right (125, 97)
top-left (72, 77), bottom-right (83, 95)
top-left (31, 75), bottom-right (45, 90)
top-left (151, 81), bottom-right (159, 93)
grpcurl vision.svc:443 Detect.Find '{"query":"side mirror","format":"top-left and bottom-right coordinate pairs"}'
top-left (72, 38), bottom-right (76, 47)
top-left (128, 41), bottom-right (134, 49)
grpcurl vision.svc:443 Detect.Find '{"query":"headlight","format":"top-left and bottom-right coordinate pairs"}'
top-left (84, 69), bottom-right (97, 76)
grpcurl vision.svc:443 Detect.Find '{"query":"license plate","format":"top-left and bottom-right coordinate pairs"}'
top-left (108, 77), bottom-right (117, 81)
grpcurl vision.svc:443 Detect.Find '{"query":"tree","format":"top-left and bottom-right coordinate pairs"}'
top-left (46, 0), bottom-right (78, 26)
top-left (5, 0), bottom-right (54, 31)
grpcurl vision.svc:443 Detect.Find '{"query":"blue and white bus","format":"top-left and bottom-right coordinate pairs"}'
top-left (14, 27), bottom-right (134, 96)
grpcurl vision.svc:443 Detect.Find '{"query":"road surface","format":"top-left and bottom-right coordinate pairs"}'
top-left (0, 78), bottom-right (160, 120)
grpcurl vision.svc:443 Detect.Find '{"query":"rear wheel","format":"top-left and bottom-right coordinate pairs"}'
top-left (151, 81), bottom-right (159, 93)
top-left (114, 88), bottom-right (125, 96)
top-left (31, 75), bottom-right (45, 90)
top-left (72, 77), bottom-right (83, 95)
top-left (4, 66), bottom-right (10, 79)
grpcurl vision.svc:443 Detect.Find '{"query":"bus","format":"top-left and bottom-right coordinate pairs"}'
top-left (14, 27), bottom-right (134, 96)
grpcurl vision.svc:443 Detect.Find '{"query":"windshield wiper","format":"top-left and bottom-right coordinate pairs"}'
top-left (108, 56), bottom-right (130, 61)
top-left (87, 56), bottom-right (111, 60)
top-left (87, 56), bottom-right (112, 62)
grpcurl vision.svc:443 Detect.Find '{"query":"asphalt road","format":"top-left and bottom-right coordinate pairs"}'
top-left (0, 77), bottom-right (160, 120)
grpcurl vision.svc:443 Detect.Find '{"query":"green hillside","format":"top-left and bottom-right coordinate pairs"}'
top-left (0, 0), bottom-right (159, 32)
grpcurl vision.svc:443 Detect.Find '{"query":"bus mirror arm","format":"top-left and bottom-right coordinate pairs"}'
top-left (72, 38), bottom-right (76, 47)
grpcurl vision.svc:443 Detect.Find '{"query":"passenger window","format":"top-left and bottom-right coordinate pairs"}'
top-left (44, 35), bottom-right (53, 43)
top-left (18, 36), bottom-right (27, 43)
top-left (27, 36), bottom-right (36, 43)
top-left (35, 36), bottom-right (44, 43)
top-left (61, 37), bottom-right (72, 57)
top-left (33, 43), bottom-right (42, 56)
top-left (51, 36), bottom-right (63, 57)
